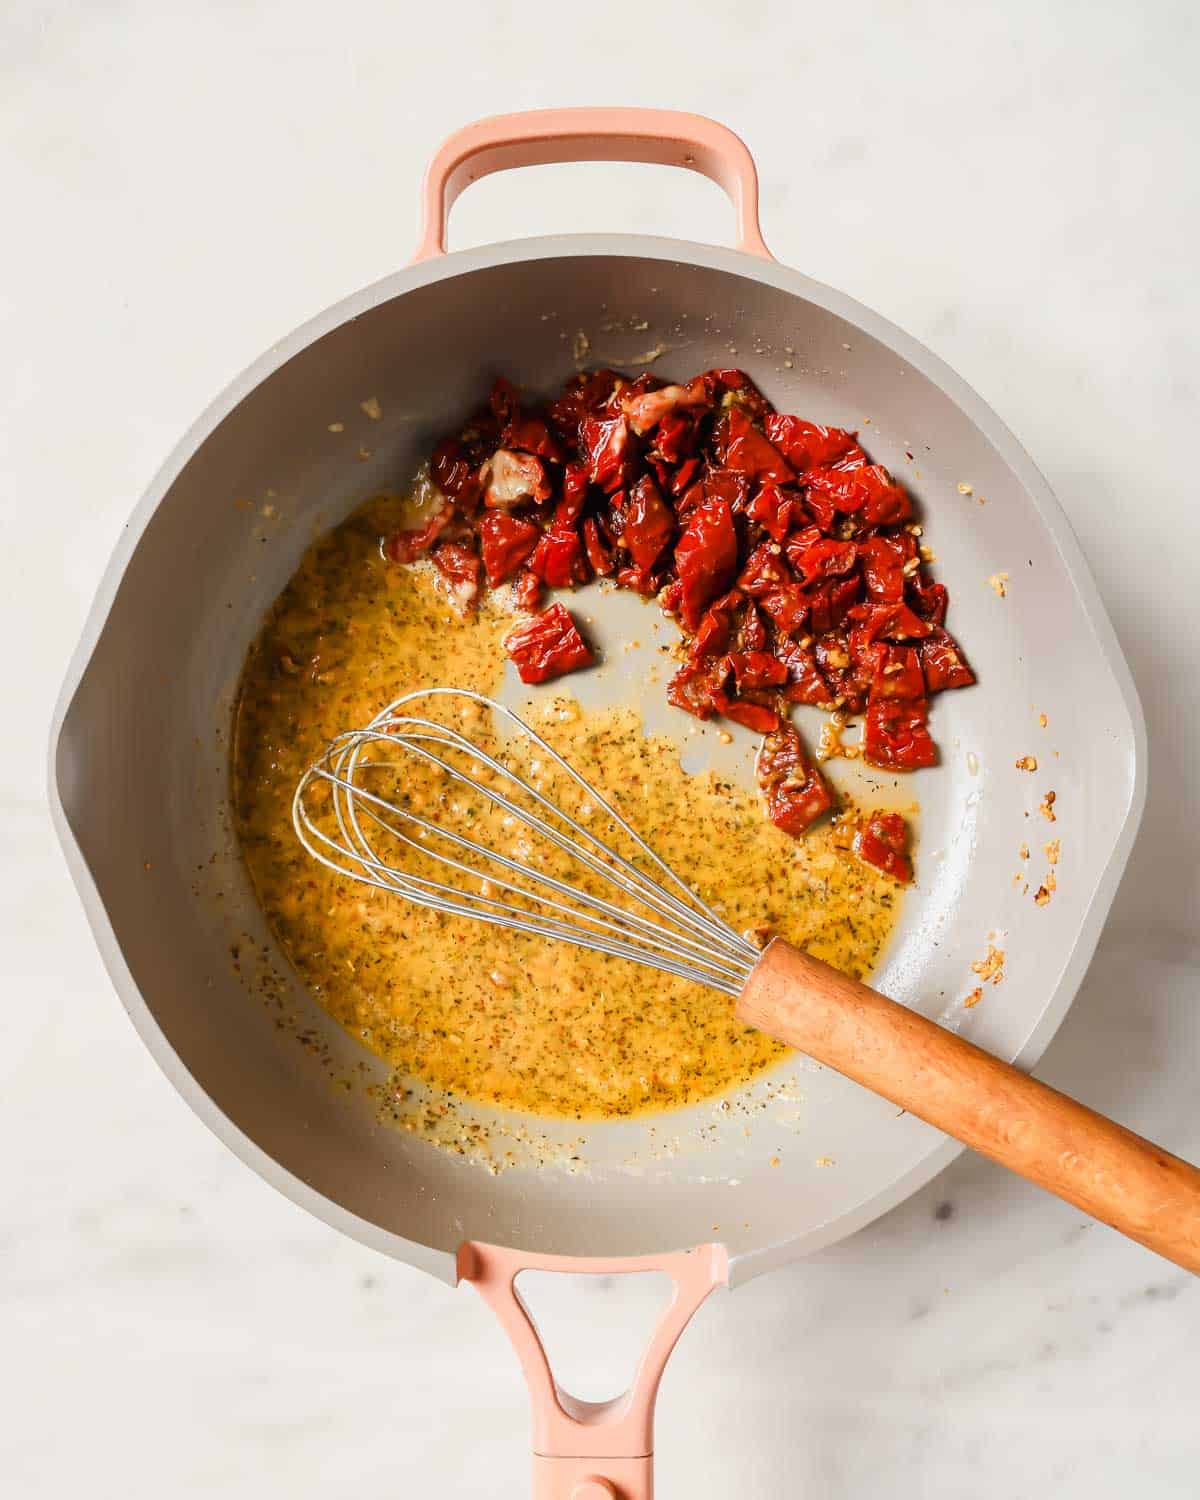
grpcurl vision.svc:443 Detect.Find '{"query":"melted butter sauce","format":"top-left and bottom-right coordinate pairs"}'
top-left (233, 492), bottom-right (903, 1122)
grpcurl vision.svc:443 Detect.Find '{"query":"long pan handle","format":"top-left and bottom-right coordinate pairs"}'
top-left (737, 939), bottom-right (1200, 1274)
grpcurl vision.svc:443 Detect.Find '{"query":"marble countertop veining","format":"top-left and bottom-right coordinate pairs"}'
top-left (3, 2), bottom-right (1199, 1495)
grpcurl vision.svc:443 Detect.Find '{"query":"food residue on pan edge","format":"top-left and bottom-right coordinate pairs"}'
top-left (232, 492), bottom-right (906, 1138)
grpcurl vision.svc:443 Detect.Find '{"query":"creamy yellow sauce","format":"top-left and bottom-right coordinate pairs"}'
top-left (233, 492), bottom-right (904, 1120)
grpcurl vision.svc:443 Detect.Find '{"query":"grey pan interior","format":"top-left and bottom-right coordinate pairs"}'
top-left (50, 237), bottom-right (1145, 1288)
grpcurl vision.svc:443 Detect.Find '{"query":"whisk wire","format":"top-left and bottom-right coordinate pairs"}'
top-left (293, 688), bottom-right (760, 993)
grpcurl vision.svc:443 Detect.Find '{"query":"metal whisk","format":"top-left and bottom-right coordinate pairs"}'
top-left (293, 687), bottom-right (760, 996)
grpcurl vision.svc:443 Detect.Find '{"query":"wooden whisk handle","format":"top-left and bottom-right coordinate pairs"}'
top-left (737, 940), bottom-right (1200, 1274)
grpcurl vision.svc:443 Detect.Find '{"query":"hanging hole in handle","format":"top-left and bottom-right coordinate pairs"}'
top-left (516, 1269), bottom-right (675, 1407)
top-left (443, 161), bottom-right (736, 257)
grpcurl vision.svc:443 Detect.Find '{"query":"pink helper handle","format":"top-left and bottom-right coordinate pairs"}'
top-left (413, 107), bottom-right (774, 262)
top-left (457, 1240), bottom-right (728, 1500)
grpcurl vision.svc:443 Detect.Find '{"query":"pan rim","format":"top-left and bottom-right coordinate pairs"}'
top-left (48, 233), bottom-right (1148, 1286)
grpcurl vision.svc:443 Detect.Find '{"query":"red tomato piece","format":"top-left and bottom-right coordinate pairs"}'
top-left (546, 369), bottom-right (622, 443)
top-left (513, 569), bottom-right (543, 612)
top-left (690, 596), bottom-right (737, 658)
top-left (383, 506), bottom-right (451, 563)
top-left (622, 382), bottom-right (708, 436)
top-left (863, 698), bottom-right (937, 770)
top-left (581, 516), bottom-right (614, 576)
top-left (803, 463), bottom-right (911, 525)
top-left (579, 413), bottom-right (631, 491)
top-left (614, 563), bottom-right (661, 596)
top-left (790, 537), bottom-right (858, 585)
top-left (919, 627), bottom-right (975, 691)
top-left (806, 577), bottom-right (861, 634)
top-left (504, 413), bottom-right (564, 463)
top-left (763, 414), bottom-right (859, 471)
top-left (906, 568), bottom-right (949, 625)
top-left (728, 651), bottom-right (789, 691)
top-left (749, 481), bottom-right (806, 540)
top-left (715, 407), bottom-right (795, 483)
top-left (623, 474), bottom-right (675, 571)
top-left (482, 448), bottom-right (552, 507)
top-left (555, 462), bottom-right (590, 527)
top-left (758, 586), bottom-right (810, 638)
top-left (871, 645), bottom-right (926, 702)
top-left (713, 691), bottom-right (781, 734)
top-left (666, 657), bottom-right (727, 719)
top-left (847, 601), bottom-right (934, 643)
top-left (703, 467), bottom-right (753, 513)
top-left (756, 724), bottom-right (833, 835)
top-left (737, 540), bottom-right (793, 598)
top-left (860, 533), bottom-right (914, 602)
top-left (776, 638), bottom-right (834, 707)
top-left (504, 602), bottom-right (594, 684)
top-left (670, 457), bottom-right (701, 496)
top-left (477, 512), bottom-right (540, 586)
top-left (675, 497), bottom-right (738, 629)
top-left (854, 812), bottom-right (913, 883)
top-left (651, 410), bottom-right (700, 464)
top-left (431, 438), bottom-right (483, 508)
top-left (431, 542), bottom-right (481, 612)
top-left (530, 524), bottom-right (589, 589)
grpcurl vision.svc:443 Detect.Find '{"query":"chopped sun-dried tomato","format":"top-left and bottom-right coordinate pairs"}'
top-left (919, 627), bottom-right (975, 691)
top-left (555, 462), bottom-right (590, 527)
top-left (530, 524), bottom-right (589, 589)
top-left (384, 506), bottom-right (451, 563)
top-left (675, 497), bottom-right (738, 629)
top-left (389, 363), bottom-right (973, 850)
top-left (623, 474), bottom-right (675, 571)
top-left (581, 516), bottom-right (614, 576)
top-left (728, 651), bottom-right (788, 692)
top-left (431, 438), bottom-right (483, 509)
top-left (513, 569), bottom-right (543, 613)
top-left (757, 724), bottom-right (833, 834)
top-left (763, 414), bottom-right (859, 471)
top-left (482, 448), bottom-right (552, 507)
top-left (854, 812), bottom-right (913, 883)
top-left (579, 413), bottom-right (631, 492)
top-left (716, 407), bottom-right (795, 483)
top-left (431, 542), bottom-right (481, 612)
top-left (748, 481), bottom-right (805, 540)
top-left (477, 511), bottom-right (540, 586)
top-left (504, 602), bottom-right (594, 684)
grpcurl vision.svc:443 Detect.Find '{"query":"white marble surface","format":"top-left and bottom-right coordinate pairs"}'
top-left (5, 1), bottom-right (1199, 1495)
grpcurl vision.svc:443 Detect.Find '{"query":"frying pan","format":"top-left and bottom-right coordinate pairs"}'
top-left (50, 110), bottom-right (1146, 1498)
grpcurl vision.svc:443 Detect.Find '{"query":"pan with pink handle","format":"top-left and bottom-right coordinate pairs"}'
top-left (52, 109), bottom-right (1155, 1498)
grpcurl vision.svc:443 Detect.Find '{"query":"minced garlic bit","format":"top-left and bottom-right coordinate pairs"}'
top-left (963, 986), bottom-right (984, 1009)
top-left (357, 446), bottom-right (372, 461)
top-left (718, 730), bottom-right (733, 745)
top-left (988, 571), bottom-right (1009, 598)
top-left (1038, 712), bottom-right (1048, 729)
top-left (1018, 842), bottom-right (1029, 860)
top-left (769, 1156), bottom-right (781, 1168)
top-left (572, 330), bottom-right (591, 361)
top-left (1044, 838), bottom-right (1061, 865)
top-left (1039, 790), bottom-right (1057, 822)
top-left (327, 421), bottom-right (345, 433)
top-left (1015, 755), bottom-right (1038, 772)
top-left (957, 481), bottom-right (973, 495)
top-left (919, 545), bottom-right (937, 563)
top-left (815, 1156), bottom-right (835, 1167)
top-left (360, 396), bottom-right (383, 421)
top-left (1034, 869), bottom-right (1057, 907)
top-left (971, 944), bottom-right (1006, 985)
